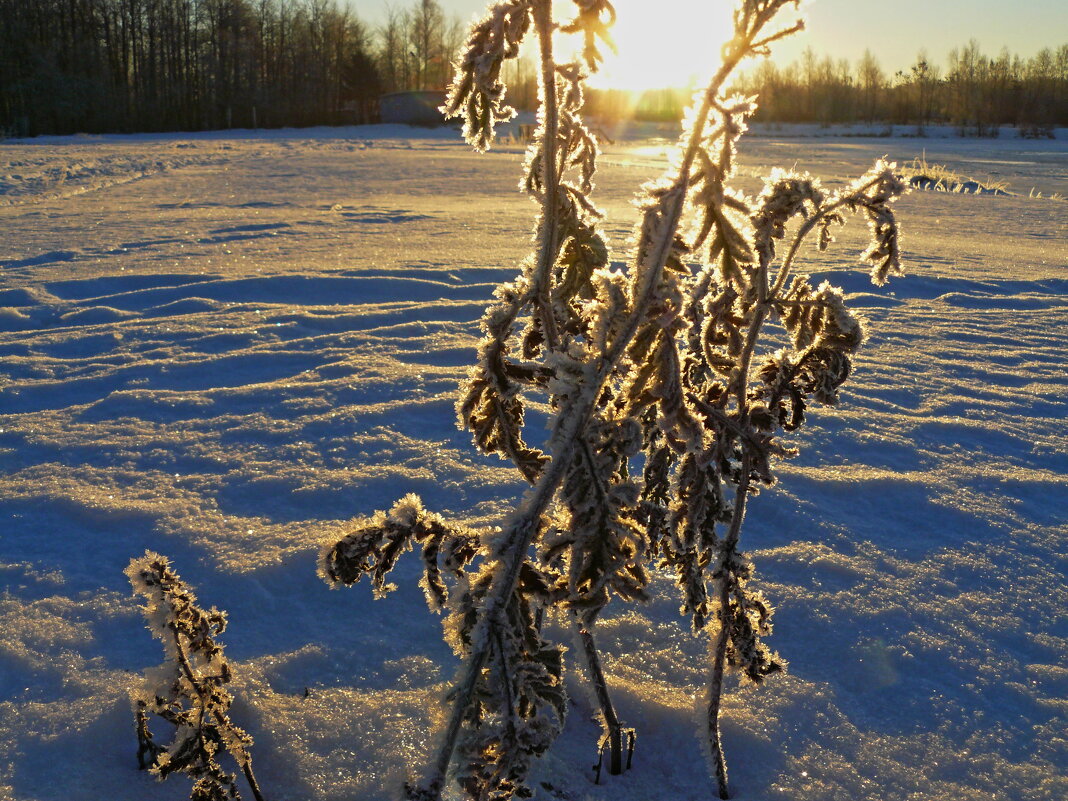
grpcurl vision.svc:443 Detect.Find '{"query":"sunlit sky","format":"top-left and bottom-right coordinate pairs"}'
top-left (352, 0), bottom-right (1068, 88)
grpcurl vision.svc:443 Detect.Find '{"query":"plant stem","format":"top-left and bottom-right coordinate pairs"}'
top-left (570, 439), bottom-right (627, 770)
top-left (704, 448), bottom-right (752, 800)
top-left (704, 450), bottom-right (752, 800)
top-left (172, 625), bottom-right (211, 752)
top-left (575, 620), bottom-right (623, 776)
top-left (532, 0), bottom-right (561, 352)
top-left (708, 94), bottom-right (872, 797)
top-left (242, 761), bottom-right (267, 801)
top-left (705, 575), bottom-right (732, 800)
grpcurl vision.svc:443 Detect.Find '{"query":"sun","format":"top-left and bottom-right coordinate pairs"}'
top-left (574, 0), bottom-right (735, 92)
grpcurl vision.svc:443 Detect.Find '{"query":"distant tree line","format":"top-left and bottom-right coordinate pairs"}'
top-left (3, 2), bottom-right (1065, 138)
top-left (517, 41), bottom-right (1068, 136)
top-left (0, 0), bottom-right (465, 136)
top-left (731, 43), bottom-right (1068, 135)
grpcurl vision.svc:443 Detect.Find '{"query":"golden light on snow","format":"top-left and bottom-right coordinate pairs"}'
top-left (576, 0), bottom-right (734, 91)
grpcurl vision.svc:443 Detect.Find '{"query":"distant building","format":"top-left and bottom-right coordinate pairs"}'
top-left (379, 91), bottom-right (448, 127)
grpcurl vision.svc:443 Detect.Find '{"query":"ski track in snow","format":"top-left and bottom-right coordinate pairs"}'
top-left (1, 125), bottom-right (1066, 801)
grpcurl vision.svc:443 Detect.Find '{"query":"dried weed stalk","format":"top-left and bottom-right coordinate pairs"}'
top-left (322, 1), bottom-right (909, 799)
top-left (127, 552), bottom-right (267, 801)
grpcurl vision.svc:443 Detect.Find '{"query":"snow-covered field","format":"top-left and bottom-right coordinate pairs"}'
top-left (1, 124), bottom-right (1065, 801)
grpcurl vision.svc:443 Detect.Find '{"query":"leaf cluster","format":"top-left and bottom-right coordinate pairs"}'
top-left (319, 493), bottom-right (479, 611)
top-left (441, 0), bottom-right (533, 151)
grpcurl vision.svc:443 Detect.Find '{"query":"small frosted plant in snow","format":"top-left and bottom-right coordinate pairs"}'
top-left (322, 1), bottom-right (910, 799)
top-left (127, 552), bottom-right (266, 801)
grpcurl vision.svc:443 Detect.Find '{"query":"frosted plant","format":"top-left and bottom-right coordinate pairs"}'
top-left (127, 552), bottom-right (266, 801)
top-left (322, 1), bottom-right (910, 799)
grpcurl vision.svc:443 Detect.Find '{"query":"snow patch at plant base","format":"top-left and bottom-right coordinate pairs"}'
top-left (0, 127), bottom-right (1065, 801)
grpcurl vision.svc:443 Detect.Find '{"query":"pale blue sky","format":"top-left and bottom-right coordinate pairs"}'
top-left (349, 0), bottom-right (1068, 73)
